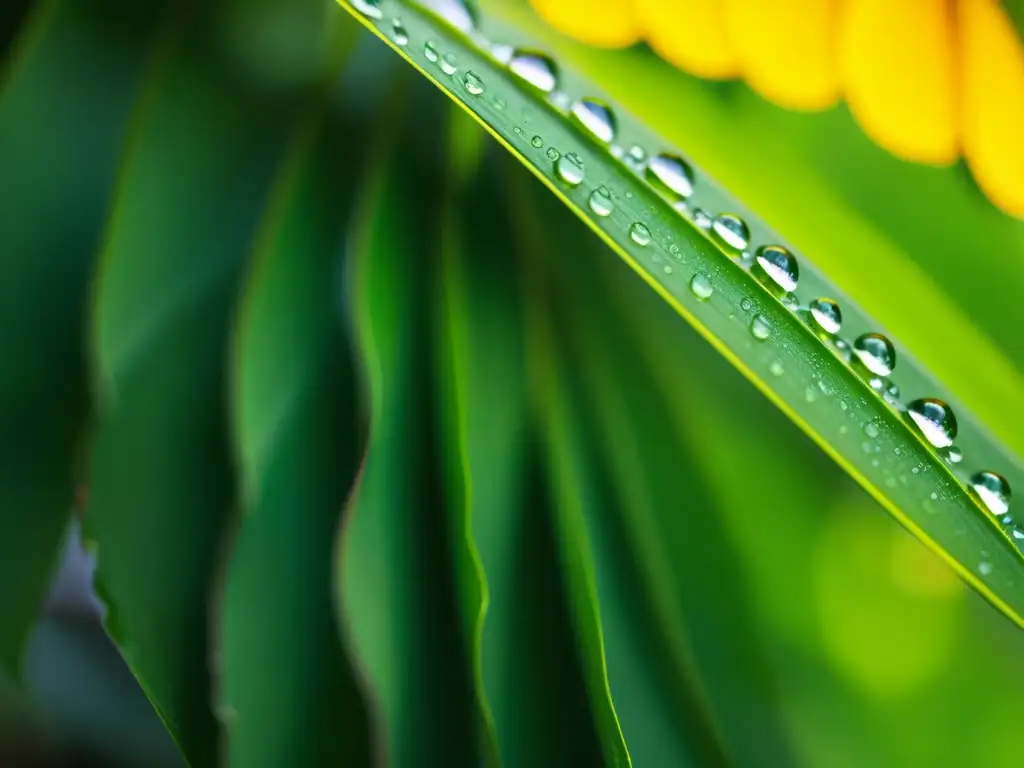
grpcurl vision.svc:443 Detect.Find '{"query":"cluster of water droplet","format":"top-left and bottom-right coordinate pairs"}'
top-left (348, 0), bottom-right (1016, 551)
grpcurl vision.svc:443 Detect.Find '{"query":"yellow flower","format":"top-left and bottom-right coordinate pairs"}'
top-left (529, 0), bottom-right (1024, 218)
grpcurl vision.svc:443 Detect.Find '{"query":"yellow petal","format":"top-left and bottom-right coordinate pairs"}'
top-left (959, 0), bottom-right (1024, 218)
top-left (633, 0), bottom-right (739, 79)
top-left (839, 0), bottom-right (957, 164)
top-left (528, 0), bottom-right (642, 48)
top-left (722, 0), bottom-right (841, 110)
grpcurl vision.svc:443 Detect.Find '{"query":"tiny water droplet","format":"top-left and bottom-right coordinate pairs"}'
top-left (769, 360), bottom-right (785, 377)
top-left (630, 222), bottom-right (651, 246)
top-left (555, 152), bottom-right (585, 186)
top-left (689, 273), bottom-right (713, 300)
top-left (864, 421), bottom-right (881, 438)
top-left (392, 19), bottom-right (409, 45)
top-left (750, 314), bottom-right (772, 341)
top-left (809, 298), bottom-right (842, 334)
top-left (831, 337), bottom-right (853, 363)
top-left (853, 333), bottom-right (896, 376)
top-left (646, 153), bottom-right (694, 200)
top-left (1011, 526), bottom-right (1024, 542)
top-left (884, 381), bottom-right (901, 406)
top-left (907, 398), bottom-right (957, 448)
top-left (440, 53), bottom-right (458, 75)
top-left (781, 293), bottom-right (799, 310)
top-left (490, 43), bottom-right (514, 64)
top-left (755, 245), bottom-right (799, 292)
top-left (462, 70), bottom-right (484, 95)
top-left (970, 471), bottom-right (1012, 516)
top-left (663, 265), bottom-right (674, 275)
top-left (979, 561), bottom-right (993, 576)
top-left (417, 0), bottom-right (476, 32)
top-left (627, 144), bottom-right (647, 165)
top-left (493, 96), bottom-right (507, 110)
top-left (805, 386), bottom-right (818, 403)
top-left (610, 144), bottom-right (624, 159)
top-left (862, 441), bottom-right (875, 454)
top-left (570, 98), bottom-right (616, 143)
top-left (588, 187), bottom-right (614, 217)
top-left (550, 91), bottom-right (571, 109)
top-left (693, 208), bottom-right (712, 229)
top-left (424, 41), bottom-right (440, 62)
top-left (508, 50), bottom-right (558, 93)
top-left (351, 0), bottom-right (383, 19)
top-left (531, 135), bottom-right (543, 148)
top-left (546, 146), bottom-right (560, 161)
top-left (942, 445), bottom-right (963, 465)
top-left (712, 214), bottom-right (750, 252)
top-left (668, 243), bottom-right (681, 261)
top-left (740, 297), bottom-right (753, 312)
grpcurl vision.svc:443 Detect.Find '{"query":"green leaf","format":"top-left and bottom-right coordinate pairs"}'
top-left (217, 65), bottom-right (371, 765)
top-left (336, 0), bottom-right (1024, 628)
top-left (84, 12), bottom-right (300, 763)
top-left (337, 82), bottom-right (477, 767)
top-left (0, 0), bottom-right (161, 676)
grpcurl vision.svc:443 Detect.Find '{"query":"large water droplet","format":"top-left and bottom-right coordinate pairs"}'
top-left (440, 52), bottom-right (458, 75)
top-left (751, 314), bottom-right (772, 341)
top-left (415, 0), bottom-right (476, 32)
top-left (853, 333), bottom-right (896, 376)
top-left (906, 398), bottom-right (957, 448)
top-left (809, 298), bottom-right (842, 334)
top-left (645, 154), bottom-right (694, 200)
top-left (970, 471), bottom-right (1012, 516)
top-left (392, 19), bottom-right (409, 45)
top-left (630, 222), bottom-right (651, 246)
top-left (755, 245), bottom-right (799, 292)
top-left (555, 152), bottom-right (585, 186)
top-left (689, 273), bottom-right (713, 300)
top-left (589, 187), bottom-right (614, 216)
top-left (712, 214), bottom-right (750, 252)
top-left (424, 41), bottom-right (440, 63)
top-left (350, 0), bottom-right (383, 19)
top-left (508, 50), bottom-right (558, 93)
top-left (462, 70), bottom-right (484, 95)
top-left (570, 98), bottom-right (616, 143)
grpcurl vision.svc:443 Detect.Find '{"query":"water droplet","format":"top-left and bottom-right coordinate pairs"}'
top-left (440, 52), bottom-right (458, 75)
top-left (693, 209), bottom-right (712, 229)
top-left (668, 243), bottom-right (681, 261)
top-left (627, 145), bottom-right (647, 165)
top-left (831, 337), bottom-right (853, 363)
top-left (689, 273), bottom-right (713, 300)
top-left (555, 152), bottom-right (585, 186)
top-left (970, 471), bottom-right (1012, 516)
top-left (646, 154), bottom-right (694, 200)
top-left (545, 146), bottom-right (560, 161)
top-left (781, 293), bottom-right (799, 310)
top-left (663, 265), bottom-right (673, 275)
top-left (740, 297), bottom-right (753, 312)
top-left (417, 0), bottom-right (476, 32)
top-left (769, 360), bottom-right (785, 377)
top-left (630, 222), bottom-right (651, 246)
top-left (754, 245), bottom-right (799, 292)
top-left (979, 561), bottom-right (993, 576)
top-left (712, 214), bottom-right (750, 252)
top-left (490, 43), bottom-right (513, 64)
top-left (508, 50), bottom-right (558, 93)
top-left (610, 144), bottom-right (624, 159)
top-left (805, 386), bottom-right (818, 403)
top-left (531, 135), bottom-right (543, 148)
top-left (550, 91), bottom-right (571, 110)
top-left (809, 298), bottom-right (842, 334)
top-left (493, 96), bottom-right (506, 110)
top-left (884, 381), bottom-right (901, 406)
top-left (392, 19), bottom-right (409, 45)
top-left (350, 0), bottom-right (383, 19)
top-left (864, 421), bottom-right (881, 438)
top-left (942, 445), bottom-right (963, 465)
top-left (462, 70), bottom-right (484, 95)
top-left (853, 333), bottom-right (896, 376)
top-left (424, 41), bottom-right (440, 63)
top-left (750, 314), bottom-right (772, 341)
top-left (907, 398), bottom-right (957, 448)
top-left (589, 187), bottom-right (614, 217)
top-left (570, 98), bottom-right (616, 143)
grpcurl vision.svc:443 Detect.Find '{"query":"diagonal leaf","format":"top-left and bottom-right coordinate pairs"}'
top-left (337, 0), bottom-right (1024, 627)
top-left (0, 0), bottom-right (164, 677)
top-left (84, 11), bottom-right (300, 763)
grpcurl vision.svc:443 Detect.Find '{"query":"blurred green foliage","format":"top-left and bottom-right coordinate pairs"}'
top-left (1, 1), bottom-right (1023, 767)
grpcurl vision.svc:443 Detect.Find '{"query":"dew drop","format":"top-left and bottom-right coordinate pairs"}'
top-left (570, 98), bottom-right (616, 143)
top-left (942, 445), bottom-right (963, 465)
top-left (490, 43), bottom-right (513, 64)
top-left (809, 298), bottom-right (842, 334)
top-left (805, 386), bottom-right (818, 403)
top-left (350, 0), bottom-right (383, 19)
top-left (740, 297), bottom-right (753, 312)
top-left (424, 41), bottom-right (440, 63)
top-left (853, 333), bottom-right (896, 376)
top-left (531, 135), bottom-right (543, 148)
top-left (627, 144), bottom-right (647, 165)
top-left (493, 97), bottom-right (507, 110)
top-left (693, 208), bottom-right (712, 229)
top-left (689, 273), bottom-right (713, 300)
top-left (781, 293), bottom-right (799, 310)
top-left (754, 245), bottom-right (799, 292)
top-left (416, 0), bottom-right (476, 32)
top-left (646, 153), bottom-right (694, 200)
top-left (550, 91), bottom-right (571, 110)
top-left (555, 152), bottom-right (585, 186)
top-left (907, 398), bottom-right (957, 448)
top-left (864, 421), bottom-right (881, 438)
top-left (711, 214), bottom-right (750, 252)
top-left (979, 561), bottom-right (994, 576)
top-left (588, 187), bottom-right (614, 217)
top-left (440, 52), bottom-right (458, 75)
top-left (462, 70), bottom-right (484, 95)
top-left (508, 50), bottom-right (558, 93)
top-left (610, 144), bottom-right (624, 159)
top-left (545, 146), bottom-right (560, 161)
top-left (630, 222), bottom-right (652, 246)
top-left (392, 19), bottom-right (409, 45)
top-left (750, 314), bottom-right (772, 341)
top-left (831, 337), bottom-right (853, 363)
top-left (769, 360), bottom-right (785, 377)
top-left (970, 471), bottom-right (1012, 516)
